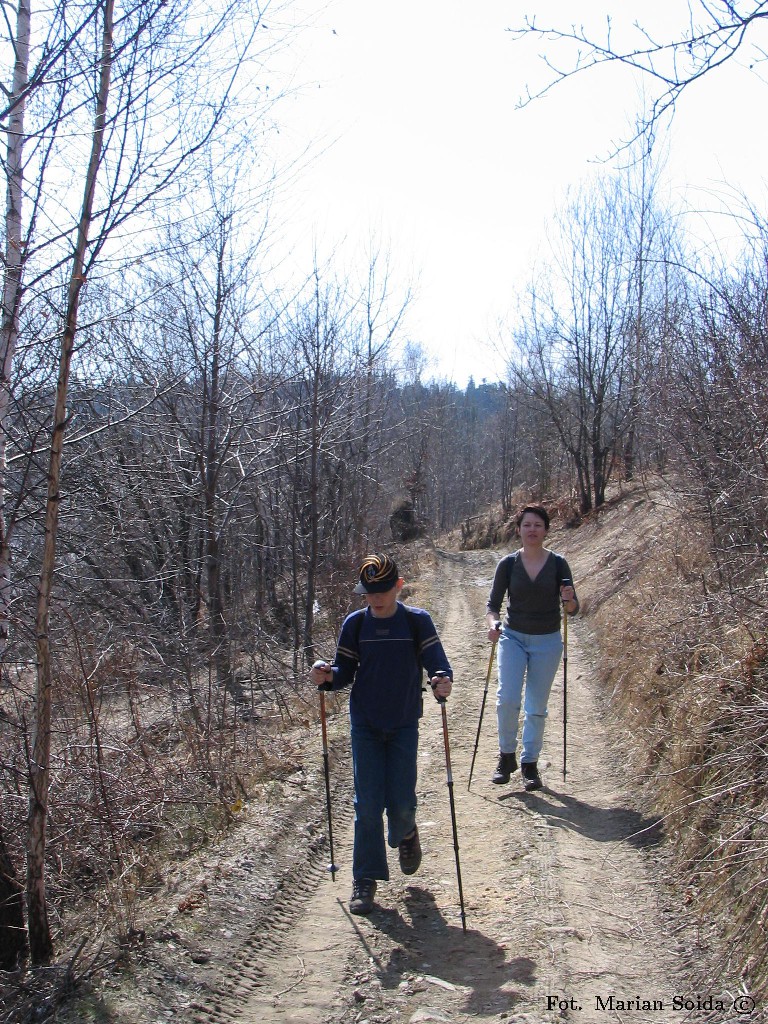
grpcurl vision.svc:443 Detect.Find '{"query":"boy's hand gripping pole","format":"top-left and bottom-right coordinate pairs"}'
top-left (433, 672), bottom-right (467, 933)
top-left (467, 641), bottom-right (497, 791)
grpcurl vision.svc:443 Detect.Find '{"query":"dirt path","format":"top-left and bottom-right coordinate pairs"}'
top-left (161, 547), bottom-right (723, 1024)
top-left (70, 545), bottom-right (738, 1024)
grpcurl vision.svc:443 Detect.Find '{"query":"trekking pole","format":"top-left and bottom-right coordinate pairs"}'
top-left (317, 684), bottom-right (339, 881)
top-left (467, 639), bottom-right (497, 791)
top-left (561, 582), bottom-right (571, 781)
top-left (433, 672), bottom-right (467, 933)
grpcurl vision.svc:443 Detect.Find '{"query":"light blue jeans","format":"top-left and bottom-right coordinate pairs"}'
top-left (350, 723), bottom-right (419, 881)
top-left (496, 627), bottom-right (563, 763)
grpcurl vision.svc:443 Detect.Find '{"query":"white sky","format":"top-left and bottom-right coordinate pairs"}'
top-left (267, 0), bottom-right (768, 385)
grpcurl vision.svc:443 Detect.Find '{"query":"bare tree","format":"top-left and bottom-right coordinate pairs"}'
top-left (353, 243), bottom-right (411, 541)
top-left (282, 267), bottom-right (367, 667)
top-left (29, 0), bottom-right (118, 964)
top-left (663, 227), bottom-right (768, 607)
top-left (0, 0), bottom-right (35, 966)
top-left (619, 144), bottom-right (683, 479)
top-left (1, 0), bottom-right (288, 965)
top-left (510, 176), bottom-right (636, 512)
top-left (2, 0), bottom-right (288, 647)
top-left (510, 2), bottom-right (768, 144)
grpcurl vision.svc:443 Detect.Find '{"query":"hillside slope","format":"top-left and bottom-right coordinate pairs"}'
top-left (48, 479), bottom-right (764, 1024)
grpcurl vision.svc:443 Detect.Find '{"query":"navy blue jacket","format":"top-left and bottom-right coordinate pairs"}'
top-left (326, 603), bottom-right (452, 729)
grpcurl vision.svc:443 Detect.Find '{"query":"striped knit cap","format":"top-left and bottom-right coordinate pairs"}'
top-left (353, 553), bottom-right (399, 593)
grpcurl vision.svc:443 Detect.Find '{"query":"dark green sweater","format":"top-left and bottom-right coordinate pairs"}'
top-left (486, 551), bottom-right (576, 634)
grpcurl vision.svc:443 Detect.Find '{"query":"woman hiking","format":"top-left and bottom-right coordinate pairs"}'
top-left (485, 504), bottom-right (578, 791)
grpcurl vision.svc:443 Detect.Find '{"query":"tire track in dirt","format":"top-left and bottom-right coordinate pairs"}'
top-left (175, 729), bottom-right (358, 1024)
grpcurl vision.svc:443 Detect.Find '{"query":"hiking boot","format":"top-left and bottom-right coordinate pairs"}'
top-left (492, 752), bottom-right (518, 785)
top-left (521, 761), bottom-right (542, 791)
top-left (398, 826), bottom-right (422, 875)
top-left (349, 878), bottom-right (377, 915)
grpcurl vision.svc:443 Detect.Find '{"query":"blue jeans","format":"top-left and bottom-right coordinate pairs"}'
top-left (350, 722), bottom-right (419, 881)
top-left (496, 628), bottom-right (563, 763)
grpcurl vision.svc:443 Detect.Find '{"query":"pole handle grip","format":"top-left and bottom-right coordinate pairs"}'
top-left (431, 669), bottom-right (449, 703)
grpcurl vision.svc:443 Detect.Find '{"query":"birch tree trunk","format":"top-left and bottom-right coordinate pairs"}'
top-left (27, 0), bottom-right (114, 964)
top-left (0, 0), bottom-right (32, 968)
top-left (1, 0), bottom-right (31, 651)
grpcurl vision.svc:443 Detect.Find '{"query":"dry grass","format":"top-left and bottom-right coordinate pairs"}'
top-left (0, 646), bottom-right (318, 965)
top-left (561, 479), bottom-right (768, 1001)
top-left (459, 476), bottom-right (768, 999)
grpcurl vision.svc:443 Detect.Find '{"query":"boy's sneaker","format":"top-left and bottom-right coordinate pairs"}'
top-left (492, 752), bottom-right (518, 784)
top-left (398, 827), bottom-right (422, 875)
top-left (521, 761), bottom-right (542, 791)
top-left (349, 878), bottom-right (377, 915)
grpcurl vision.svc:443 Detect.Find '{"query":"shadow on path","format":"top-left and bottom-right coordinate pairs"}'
top-left (343, 885), bottom-right (536, 1016)
top-left (493, 788), bottom-right (664, 848)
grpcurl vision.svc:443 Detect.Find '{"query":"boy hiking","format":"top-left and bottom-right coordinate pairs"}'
top-left (310, 553), bottom-right (453, 915)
